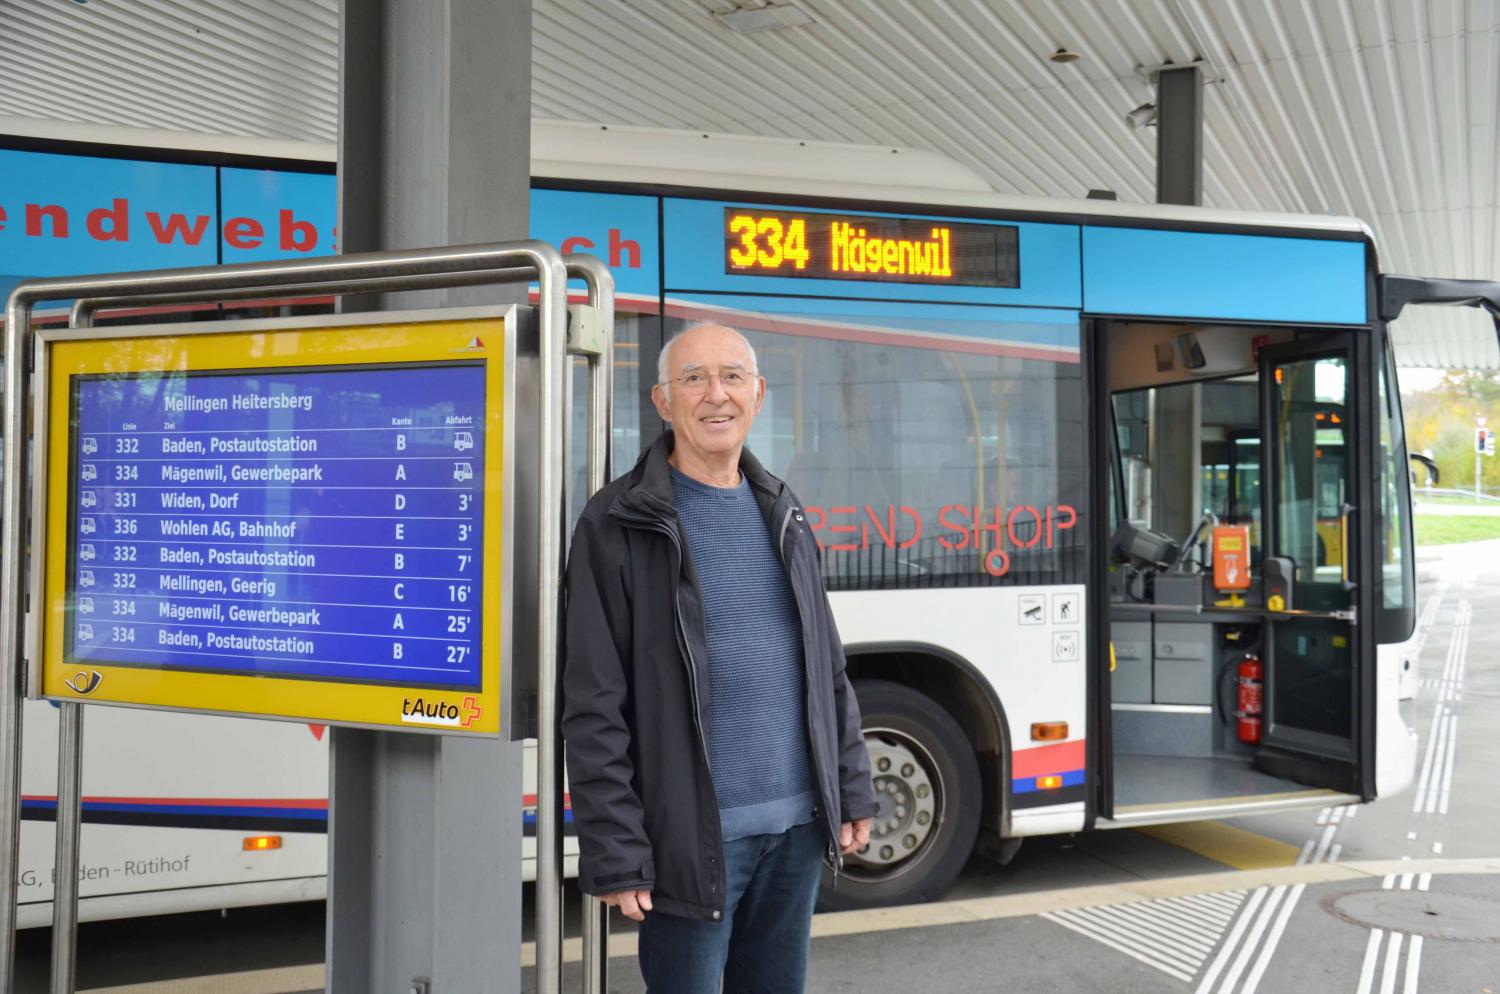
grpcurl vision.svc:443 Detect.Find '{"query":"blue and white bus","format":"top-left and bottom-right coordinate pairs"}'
top-left (5, 117), bottom-right (1481, 918)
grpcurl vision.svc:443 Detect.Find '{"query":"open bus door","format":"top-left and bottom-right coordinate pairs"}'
top-left (1254, 335), bottom-right (1369, 795)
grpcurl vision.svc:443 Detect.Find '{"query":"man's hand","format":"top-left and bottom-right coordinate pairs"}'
top-left (598, 888), bottom-right (653, 922)
top-left (840, 817), bottom-right (873, 855)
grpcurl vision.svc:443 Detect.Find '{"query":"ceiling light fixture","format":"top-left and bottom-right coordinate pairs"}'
top-left (715, 3), bottom-right (814, 34)
top-left (1049, 48), bottom-right (1081, 64)
top-left (1125, 103), bottom-right (1159, 130)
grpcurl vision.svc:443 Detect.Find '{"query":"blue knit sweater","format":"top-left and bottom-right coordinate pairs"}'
top-left (670, 467), bottom-right (817, 842)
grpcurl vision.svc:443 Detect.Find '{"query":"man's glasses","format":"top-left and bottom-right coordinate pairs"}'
top-left (662, 368), bottom-right (757, 395)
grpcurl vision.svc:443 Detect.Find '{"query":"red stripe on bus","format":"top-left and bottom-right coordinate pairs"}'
top-left (1010, 740), bottom-right (1087, 779)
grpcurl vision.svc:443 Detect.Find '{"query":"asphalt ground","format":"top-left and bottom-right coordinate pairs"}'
top-left (21, 542), bottom-right (1500, 993)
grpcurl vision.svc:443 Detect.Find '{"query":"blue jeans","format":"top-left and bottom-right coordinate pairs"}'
top-left (638, 820), bottom-right (825, 994)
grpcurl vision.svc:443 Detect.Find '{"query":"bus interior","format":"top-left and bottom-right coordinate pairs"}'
top-left (1104, 318), bottom-right (1370, 821)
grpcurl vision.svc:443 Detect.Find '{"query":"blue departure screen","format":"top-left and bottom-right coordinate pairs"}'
top-left (67, 362), bottom-right (487, 690)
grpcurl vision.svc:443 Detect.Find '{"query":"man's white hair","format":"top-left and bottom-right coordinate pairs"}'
top-left (657, 323), bottom-right (759, 395)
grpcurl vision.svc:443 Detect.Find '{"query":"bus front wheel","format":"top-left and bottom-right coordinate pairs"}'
top-left (817, 679), bottom-right (982, 910)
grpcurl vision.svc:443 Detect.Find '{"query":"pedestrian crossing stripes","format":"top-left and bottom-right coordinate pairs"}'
top-left (1041, 891), bottom-right (1246, 983)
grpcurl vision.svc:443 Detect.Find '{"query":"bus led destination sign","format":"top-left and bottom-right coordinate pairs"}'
top-left (724, 208), bottom-right (1019, 288)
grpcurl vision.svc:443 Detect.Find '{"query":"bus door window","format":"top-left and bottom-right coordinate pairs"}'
top-left (1272, 359), bottom-right (1350, 601)
top-left (1266, 352), bottom-right (1355, 751)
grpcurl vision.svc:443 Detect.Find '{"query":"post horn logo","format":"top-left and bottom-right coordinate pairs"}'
top-left (64, 670), bottom-right (103, 695)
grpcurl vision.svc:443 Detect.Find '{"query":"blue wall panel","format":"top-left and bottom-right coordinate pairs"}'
top-left (1082, 226), bottom-right (1367, 325)
top-left (0, 148), bottom-right (218, 302)
top-left (0, 151), bottom-right (664, 302)
top-left (220, 167), bottom-right (337, 264)
top-left (530, 188), bottom-right (659, 297)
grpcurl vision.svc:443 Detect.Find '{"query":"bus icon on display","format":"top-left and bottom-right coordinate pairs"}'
top-left (77, 597), bottom-right (94, 615)
top-left (79, 544), bottom-right (96, 562)
top-left (78, 571), bottom-right (95, 589)
top-left (454, 431), bottom-right (474, 451)
top-left (79, 518), bottom-right (96, 535)
top-left (80, 492), bottom-right (97, 509)
top-left (81, 438), bottom-right (98, 455)
top-left (453, 462), bottom-right (474, 482)
top-left (81, 464), bottom-right (97, 482)
top-left (77, 624), bottom-right (94, 642)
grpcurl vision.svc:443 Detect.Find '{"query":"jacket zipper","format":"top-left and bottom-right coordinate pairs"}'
top-left (662, 525), bottom-right (714, 779)
top-left (778, 501), bottom-right (844, 885)
top-left (618, 507), bottom-right (714, 779)
top-left (615, 503), bottom-right (726, 910)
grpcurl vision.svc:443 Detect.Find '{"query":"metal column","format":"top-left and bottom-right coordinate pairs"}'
top-left (332, 1), bottom-right (533, 992)
top-left (47, 705), bottom-right (82, 994)
top-left (562, 255), bottom-right (615, 994)
top-left (1156, 65), bottom-right (1203, 206)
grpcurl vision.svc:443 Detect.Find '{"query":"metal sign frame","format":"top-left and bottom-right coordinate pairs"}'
top-left (30, 308), bottom-right (517, 735)
top-left (0, 242), bottom-right (615, 994)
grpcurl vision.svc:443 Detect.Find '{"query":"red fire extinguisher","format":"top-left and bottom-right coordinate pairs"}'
top-left (1236, 655), bottom-right (1263, 744)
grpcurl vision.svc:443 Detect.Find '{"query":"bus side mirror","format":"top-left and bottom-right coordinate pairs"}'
top-left (1409, 453), bottom-right (1439, 487)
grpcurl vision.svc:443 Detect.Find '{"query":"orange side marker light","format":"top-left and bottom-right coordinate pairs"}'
top-left (243, 835), bottom-right (282, 852)
top-left (1031, 722), bottom-right (1069, 741)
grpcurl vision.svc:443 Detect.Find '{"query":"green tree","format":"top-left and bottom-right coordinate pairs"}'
top-left (1402, 370), bottom-right (1500, 495)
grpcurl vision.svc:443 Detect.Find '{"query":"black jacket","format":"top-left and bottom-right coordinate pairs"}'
top-left (561, 431), bottom-right (878, 921)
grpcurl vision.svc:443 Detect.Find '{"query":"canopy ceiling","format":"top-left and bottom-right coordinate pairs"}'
top-left (1, 0), bottom-right (1495, 368)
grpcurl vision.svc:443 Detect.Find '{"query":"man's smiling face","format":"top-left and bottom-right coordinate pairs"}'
top-left (651, 324), bottom-right (765, 464)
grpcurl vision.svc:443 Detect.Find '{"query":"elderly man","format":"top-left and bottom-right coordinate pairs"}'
top-left (562, 322), bottom-right (876, 993)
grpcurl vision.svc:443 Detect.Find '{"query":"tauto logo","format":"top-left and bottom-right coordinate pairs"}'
top-left (401, 696), bottom-right (483, 729)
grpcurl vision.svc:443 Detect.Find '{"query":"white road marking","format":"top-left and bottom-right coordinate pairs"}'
top-left (1412, 710), bottom-right (1446, 812)
top-left (1355, 928), bottom-right (1383, 994)
top-left (1043, 891), bottom-right (1253, 984)
top-left (1402, 935), bottom-right (1423, 994)
top-left (1312, 824), bottom-right (1339, 863)
top-left (1218, 885), bottom-right (1288, 991)
top-left (1241, 882), bottom-right (1305, 994)
top-left (1436, 712), bottom-right (1460, 815)
top-left (1194, 887), bottom-right (1270, 994)
top-left (1378, 931), bottom-right (1404, 994)
top-left (1045, 911), bottom-right (1196, 982)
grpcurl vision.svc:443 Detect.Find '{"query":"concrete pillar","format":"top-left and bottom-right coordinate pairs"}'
top-left (1155, 66), bottom-right (1203, 207)
top-left (331, 2), bottom-right (529, 991)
